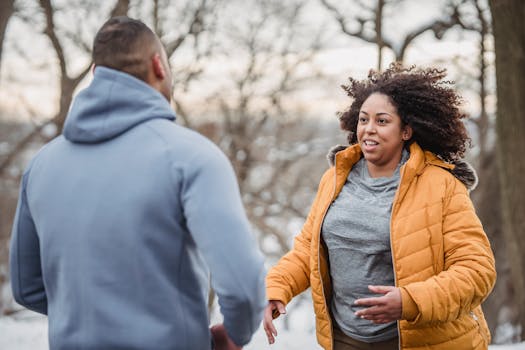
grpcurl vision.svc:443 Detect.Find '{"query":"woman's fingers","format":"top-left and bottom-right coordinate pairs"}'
top-left (355, 286), bottom-right (402, 322)
top-left (367, 285), bottom-right (395, 294)
top-left (263, 300), bottom-right (285, 344)
top-left (276, 302), bottom-right (287, 315)
top-left (263, 306), bottom-right (276, 343)
top-left (263, 324), bottom-right (276, 344)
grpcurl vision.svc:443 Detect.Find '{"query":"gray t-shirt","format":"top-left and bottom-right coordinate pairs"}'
top-left (321, 150), bottom-right (408, 343)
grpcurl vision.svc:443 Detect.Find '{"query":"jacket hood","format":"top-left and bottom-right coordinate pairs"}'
top-left (63, 66), bottom-right (176, 143)
top-left (326, 144), bottom-right (478, 191)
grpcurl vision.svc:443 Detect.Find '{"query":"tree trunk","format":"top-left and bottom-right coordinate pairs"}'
top-left (0, 0), bottom-right (15, 75)
top-left (472, 150), bottom-right (513, 338)
top-left (489, 0), bottom-right (525, 340)
top-left (470, 0), bottom-right (513, 337)
top-left (375, 0), bottom-right (384, 70)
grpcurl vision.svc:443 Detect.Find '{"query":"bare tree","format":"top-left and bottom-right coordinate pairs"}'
top-left (154, 0), bottom-right (219, 128)
top-left (456, 0), bottom-right (516, 340)
top-left (201, 0), bottom-right (330, 259)
top-left (319, 0), bottom-right (471, 67)
top-left (489, 0), bottom-right (525, 341)
top-left (0, 0), bottom-right (15, 75)
top-left (0, 0), bottom-right (130, 177)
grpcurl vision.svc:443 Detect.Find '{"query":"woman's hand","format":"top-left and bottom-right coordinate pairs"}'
top-left (263, 300), bottom-right (287, 344)
top-left (354, 285), bottom-right (402, 324)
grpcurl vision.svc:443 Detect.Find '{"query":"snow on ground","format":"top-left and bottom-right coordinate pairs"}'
top-left (1, 313), bottom-right (525, 350)
top-left (0, 313), bottom-right (47, 350)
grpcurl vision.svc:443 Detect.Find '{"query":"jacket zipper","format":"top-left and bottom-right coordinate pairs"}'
top-left (318, 156), bottom-right (339, 350)
top-left (390, 164), bottom-right (406, 350)
top-left (470, 310), bottom-right (488, 344)
top-left (323, 154), bottom-right (405, 349)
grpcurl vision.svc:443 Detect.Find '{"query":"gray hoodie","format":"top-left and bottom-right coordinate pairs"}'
top-left (10, 67), bottom-right (266, 350)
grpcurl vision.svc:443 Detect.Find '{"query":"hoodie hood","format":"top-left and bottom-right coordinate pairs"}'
top-left (326, 144), bottom-right (478, 191)
top-left (63, 66), bottom-right (176, 143)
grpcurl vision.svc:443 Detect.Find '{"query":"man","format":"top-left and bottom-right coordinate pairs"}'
top-left (10, 17), bottom-right (266, 350)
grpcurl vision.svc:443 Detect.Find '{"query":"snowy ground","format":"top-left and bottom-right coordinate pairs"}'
top-left (1, 312), bottom-right (524, 350)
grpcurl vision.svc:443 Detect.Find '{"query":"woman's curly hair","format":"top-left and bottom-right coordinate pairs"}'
top-left (339, 63), bottom-right (471, 162)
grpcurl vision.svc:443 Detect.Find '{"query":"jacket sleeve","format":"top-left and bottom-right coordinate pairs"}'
top-left (9, 170), bottom-right (48, 315)
top-left (400, 177), bottom-right (496, 325)
top-left (266, 169), bottom-right (332, 305)
top-left (180, 145), bottom-right (266, 347)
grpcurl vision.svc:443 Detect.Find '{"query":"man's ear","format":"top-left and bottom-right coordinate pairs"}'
top-left (151, 53), bottom-right (166, 79)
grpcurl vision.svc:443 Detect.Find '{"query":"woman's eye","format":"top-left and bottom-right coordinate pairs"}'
top-left (359, 117), bottom-right (368, 123)
top-left (378, 119), bottom-right (387, 124)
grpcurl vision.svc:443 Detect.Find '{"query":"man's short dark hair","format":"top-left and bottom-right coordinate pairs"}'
top-left (93, 16), bottom-right (158, 82)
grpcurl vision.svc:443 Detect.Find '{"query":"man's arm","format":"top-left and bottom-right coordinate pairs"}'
top-left (9, 171), bottom-right (48, 314)
top-left (181, 146), bottom-right (266, 347)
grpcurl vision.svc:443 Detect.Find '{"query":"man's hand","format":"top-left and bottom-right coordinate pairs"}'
top-left (263, 300), bottom-right (286, 344)
top-left (210, 324), bottom-right (242, 350)
top-left (354, 285), bottom-right (402, 324)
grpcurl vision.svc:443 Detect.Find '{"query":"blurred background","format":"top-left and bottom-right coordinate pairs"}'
top-left (1, 0), bottom-right (524, 348)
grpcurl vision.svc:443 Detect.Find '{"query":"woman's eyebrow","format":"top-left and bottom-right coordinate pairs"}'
top-left (360, 110), bottom-right (392, 116)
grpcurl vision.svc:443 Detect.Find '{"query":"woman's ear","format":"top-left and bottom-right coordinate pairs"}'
top-left (402, 125), bottom-right (413, 140)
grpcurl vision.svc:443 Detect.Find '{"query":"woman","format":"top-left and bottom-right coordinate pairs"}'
top-left (263, 64), bottom-right (496, 350)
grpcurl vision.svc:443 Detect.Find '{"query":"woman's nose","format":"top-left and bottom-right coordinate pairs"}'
top-left (364, 121), bottom-right (376, 133)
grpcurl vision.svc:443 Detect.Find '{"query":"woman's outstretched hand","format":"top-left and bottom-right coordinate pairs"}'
top-left (263, 300), bottom-right (287, 344)
top-left (354, 285), bottom-right (402, 324)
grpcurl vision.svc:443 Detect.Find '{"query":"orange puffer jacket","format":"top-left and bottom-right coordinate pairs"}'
top-left (266, 142), bottom-right (496, 350)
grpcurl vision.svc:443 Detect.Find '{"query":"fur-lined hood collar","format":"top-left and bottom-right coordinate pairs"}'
top-left (326, 144), bottom-right (478, 191)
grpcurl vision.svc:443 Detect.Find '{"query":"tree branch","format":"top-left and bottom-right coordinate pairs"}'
top-left (1, 0), bottom-right (129, 175)
top-left (397, 4), bottom-right (464, 61)
top-left (165, 0), bottom-right (208, 57)
top-left (319, 0), bottom-right (394, 57)
top-left (38, 0), bottom-right (67, 77)
top-left (110, 0), bottom-right (130, 18)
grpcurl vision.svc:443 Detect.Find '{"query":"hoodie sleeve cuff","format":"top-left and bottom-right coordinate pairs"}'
top-left (400, 287), bottom-right (419, 321)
